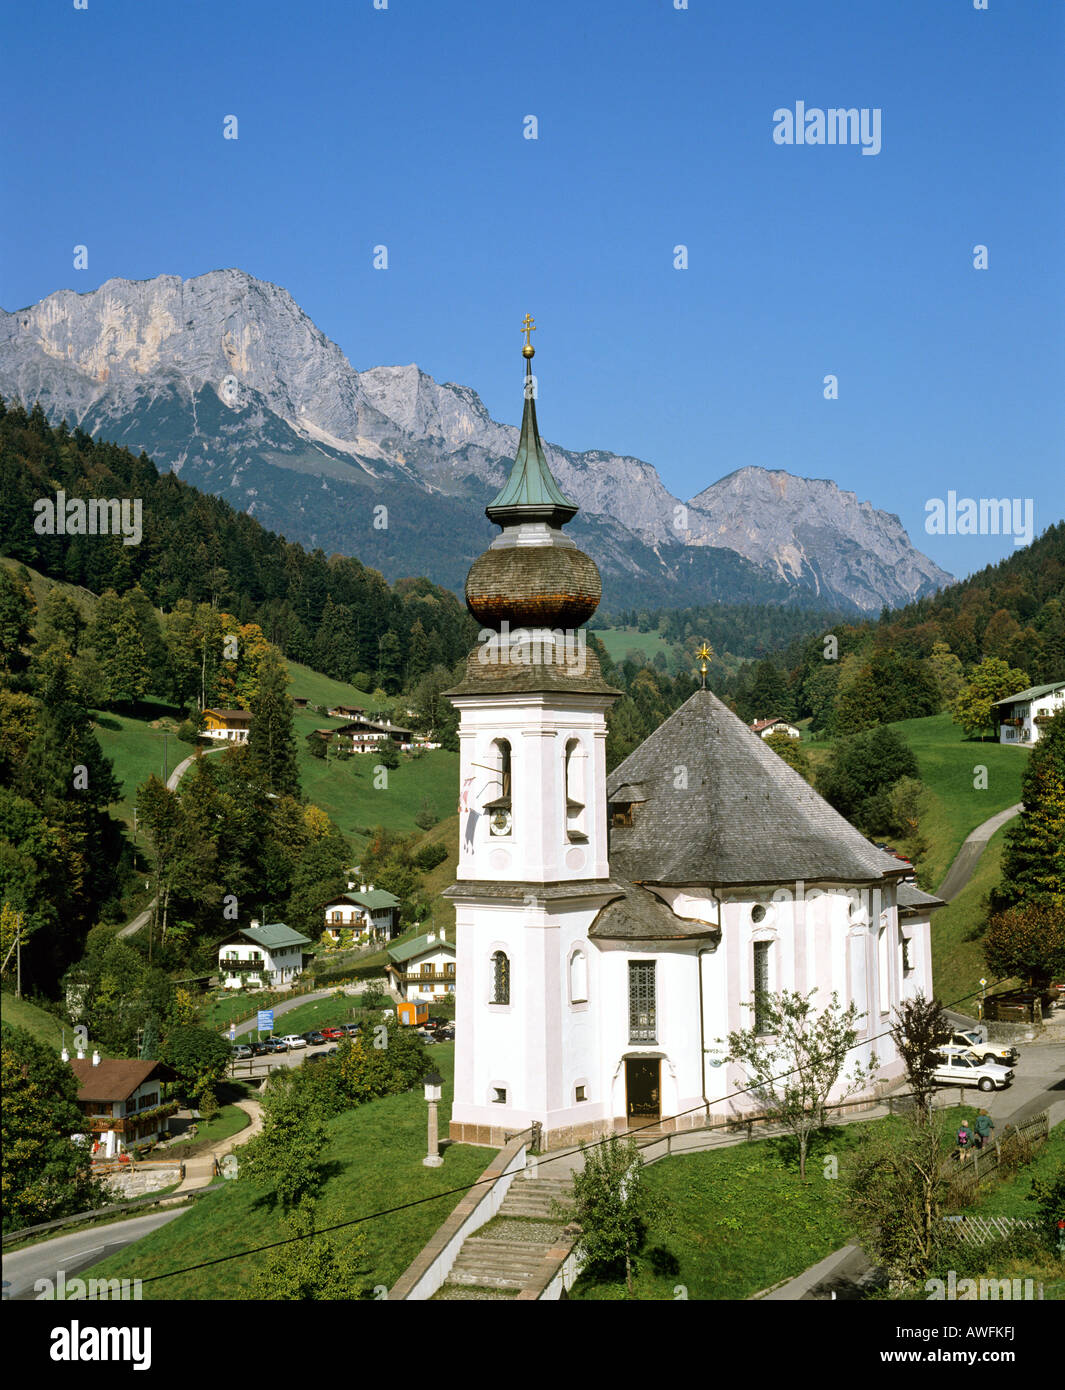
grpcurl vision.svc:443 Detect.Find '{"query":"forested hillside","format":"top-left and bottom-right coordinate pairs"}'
top-left (0, 400), bottom-right (478, 692)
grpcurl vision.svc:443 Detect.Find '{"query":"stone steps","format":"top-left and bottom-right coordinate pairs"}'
top-left (439, 1175), bottom-right (577, 1298)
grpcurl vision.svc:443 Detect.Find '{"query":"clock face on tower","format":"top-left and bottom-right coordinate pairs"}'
top-left (490, 808), bottom-right (512, 836)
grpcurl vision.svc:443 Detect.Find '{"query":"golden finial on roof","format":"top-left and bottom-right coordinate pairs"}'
top-left (696, 641), bottom-right (714, 689)
top-left (521, 313), bottom-right (536, 359)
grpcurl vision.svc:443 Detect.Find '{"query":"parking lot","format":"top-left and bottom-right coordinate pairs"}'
top-left (227, 1018), bottom-right (455, 1080)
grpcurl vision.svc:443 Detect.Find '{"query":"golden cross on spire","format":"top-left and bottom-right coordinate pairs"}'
top-left (521, 313), bottom-right (536, 358)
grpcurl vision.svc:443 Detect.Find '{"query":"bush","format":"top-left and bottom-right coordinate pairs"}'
top-left (177, 719), bottom-right (200, 745)
top-left (413, 841), bottom-right (448, 871)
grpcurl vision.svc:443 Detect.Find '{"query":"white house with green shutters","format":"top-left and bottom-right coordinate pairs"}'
top-left (218, 920), bottom-right (312, 989)
top-left (386, 928), bottom-right (456, 1002)
top-left (992, 681), bottom-right (1065, 745)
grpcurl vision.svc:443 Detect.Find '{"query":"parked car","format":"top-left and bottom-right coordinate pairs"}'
top-left (281, 1034), bottom-right (307, 1049)
top-left (261, 1038), bottom-right (288, 1053)
top-left (932, 1046), bottom-right (1014, 1092)
top-left (305, 1051), bottom-right (329, 1065)
top-left (947, 1030), bottom-right (1019, 1067)
top-left (341, 1022), bottom-right (361, 1036)
top-left (230, 1044), bottom-right (253, 1060)
top-left (303, 1031), bottom-right (326, 1045)
top-left (325, 1046), bottom-right (338, 1056)
top-left (248, 1041), bottom-right (269, 1056)
top-left (320, 1026), bottom-right (345, 1041)
top-left (425, 1016), bottom-right (449, 1029)
top-left (432, 1028), bottom-right (454, 1042)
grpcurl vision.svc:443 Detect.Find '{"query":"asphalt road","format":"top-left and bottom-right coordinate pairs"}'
top-left (935, 802), bottom-right (1023, 902)
top-left (3, 1208), bottom-right (189, 1300)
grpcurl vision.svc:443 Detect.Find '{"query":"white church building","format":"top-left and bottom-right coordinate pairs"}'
top-left (444, 327), bottom-right (940, 1150)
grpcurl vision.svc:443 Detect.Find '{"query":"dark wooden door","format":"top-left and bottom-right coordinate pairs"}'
top-left (625, 1058), bottom-right (660, 1120)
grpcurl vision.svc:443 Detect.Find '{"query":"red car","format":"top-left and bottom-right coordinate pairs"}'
top-left (320, 1026), bottom-right (346, 1041)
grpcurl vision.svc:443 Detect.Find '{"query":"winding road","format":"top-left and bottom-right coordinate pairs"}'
top-left (934, 802), bottom-right (1023, 903)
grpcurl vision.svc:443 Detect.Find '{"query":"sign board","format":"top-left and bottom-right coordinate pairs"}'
top-left (258, 1010), bottom-right (274, 1032)
top-left (229, 1023), bottom-right (236, 1041)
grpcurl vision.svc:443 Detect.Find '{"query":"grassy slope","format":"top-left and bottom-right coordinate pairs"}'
top-left (886, 713), bottom-right (1028, 890)
top-left (0, 994), bottom-right (67, 1050)
top-left (570, 1108), bottom-right (968, 1301)
top-left (925, 829), bottom-right (1008, 1010)
top-left (82, 1042), bottom-right (496, 1299)
top-left (593, 627), bottom-right (671, 663)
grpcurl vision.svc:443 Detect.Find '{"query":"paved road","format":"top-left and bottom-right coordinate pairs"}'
top-left (935, 802), bottom-right (1023, 902)
top-left (3, 1208), bottom-right (189, 1300)
top-left (118, 746), bottom-right (225, 938)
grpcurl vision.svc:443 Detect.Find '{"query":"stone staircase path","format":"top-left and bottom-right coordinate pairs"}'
top-left (432, 1175), bottom-right (575, 1299)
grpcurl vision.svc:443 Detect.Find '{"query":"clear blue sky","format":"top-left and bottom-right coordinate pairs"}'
top-left (2, 0), bottom-right (1062, 582)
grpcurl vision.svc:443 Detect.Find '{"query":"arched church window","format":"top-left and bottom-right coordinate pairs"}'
top-left (490, 950), bottom-right (510, 1005)
top-left (564, 739), bottom-right (587, 843)
top-left (486, 739), bottom-right (512, 836)
top-left (569, 948), bottom-right (588, 1003)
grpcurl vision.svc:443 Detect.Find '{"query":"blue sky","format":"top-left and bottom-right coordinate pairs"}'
top-left (2, 0), bottom-right (1062, 583)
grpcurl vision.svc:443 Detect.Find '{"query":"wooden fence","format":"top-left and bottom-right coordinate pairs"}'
top-left (943, 1214), bottom-right (1039, 1246)
top-left (943, 1110), bottom-right (1050, 1198)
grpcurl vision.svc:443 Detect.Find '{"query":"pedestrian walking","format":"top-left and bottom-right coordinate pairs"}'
top-left (954, 1119), bottom-right (973, 1162)
top-left (974, 1110), bottom-right (994, 1149)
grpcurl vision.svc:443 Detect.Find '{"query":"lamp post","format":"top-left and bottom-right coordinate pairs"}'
top-left (422, 1071), bottom-right (444, 1167)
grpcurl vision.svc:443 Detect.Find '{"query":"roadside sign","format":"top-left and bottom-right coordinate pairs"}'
top-left (258, 1010), bottom-right (274, 1032)
top-left (229, 1023), bottom-right (236, 1041)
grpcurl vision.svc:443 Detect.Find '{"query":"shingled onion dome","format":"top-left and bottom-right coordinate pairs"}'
top-left (465, 324), bottom-right (602, 632)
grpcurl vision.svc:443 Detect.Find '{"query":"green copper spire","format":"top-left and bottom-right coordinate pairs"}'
top-left (486, 316), bottom-right (579, 528)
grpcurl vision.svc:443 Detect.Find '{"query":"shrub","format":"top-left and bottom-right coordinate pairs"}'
top-left (413, 841), bottom-right (448, 872)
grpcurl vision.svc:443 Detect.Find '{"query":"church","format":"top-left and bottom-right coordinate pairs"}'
top-left (444, 322), bottom-right (941, 1150)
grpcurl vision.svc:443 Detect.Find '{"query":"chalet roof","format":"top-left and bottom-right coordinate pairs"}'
top-left (222, 922), bottom-right (311, 951)
top-left (589, 884), bottom-right (720, 943)
top-left (324, 890), bottom-right (401, 911)
top-left (202, 708), bottom-right (252, 721)
top-left (69, 1058), bottom-right (175, 1102)
top-left (388, 932), bottom-right (455, 964)
top-left (750, 717), bottom-right (792, 733)
top-left (991, 681), bottom-right (1065, 706)
top-left (606, 689), bottom-right (908, 888)
top-left (897, 881), bottom-right (946, 914)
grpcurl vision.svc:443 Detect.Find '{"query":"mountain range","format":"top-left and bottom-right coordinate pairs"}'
top-left (0, 269), bottom-right (952, 613)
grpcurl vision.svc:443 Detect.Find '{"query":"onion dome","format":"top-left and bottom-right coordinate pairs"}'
top-left (465, 316), bottom-right (602, 632)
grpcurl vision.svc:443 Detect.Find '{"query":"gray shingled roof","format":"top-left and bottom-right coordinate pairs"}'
top-left (606, 689), bottom-right (908, 887)
top-left (897, 881), bottom-right (946, 914)
top-left (589, 883), bottom-right (721, 943)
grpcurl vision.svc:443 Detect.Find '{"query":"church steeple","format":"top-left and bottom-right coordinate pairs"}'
top-left (464, 317), bottom-right (604, 637)
top-left (485, 316), bottom-right (578, 529)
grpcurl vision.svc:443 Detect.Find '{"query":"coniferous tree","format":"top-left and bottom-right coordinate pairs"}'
top-left (995, 708), bottom-right (1065, 908)
top-left (247, 646), bottom-right (301, 798)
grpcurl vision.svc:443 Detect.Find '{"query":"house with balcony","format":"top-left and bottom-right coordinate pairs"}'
top-left (749, 716), bottom-right (800, 740)
top-left (218, 919), bottom-right (312, 989)
top-left (201, 708), bottom-right (253, 743)
top-left (322, 886), bottom-right (401, 945)
top-left (68, 1054), bottom-right (178, 1159)
top-left (992, 681), bottom-right (1065, 745)
top-left (386, 928), bottom-right (456, 1002)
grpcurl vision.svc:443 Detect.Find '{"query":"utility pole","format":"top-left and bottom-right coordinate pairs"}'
top-left (16, 925), bottom-right (21, 1001)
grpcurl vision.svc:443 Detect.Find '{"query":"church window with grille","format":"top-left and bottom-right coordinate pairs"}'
top-left (628, 961), bottom-right (656, 1042)
top-left (753, 941), bottom-right (772, 1035)
top-left (490, 950), bottom-right (510, 1005)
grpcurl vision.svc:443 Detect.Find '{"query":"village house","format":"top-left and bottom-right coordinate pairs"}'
top-left (67, 1053), bottom-right (177, 1159)
top-left (992, 681), bottom-right (1065, 745)
top-left (307, 714), bottom-right (416, 754)
top-left (328, 704), bottom-right (365, 719)
top-left (201, 707), bottom-right (252, 743)
top-left (218, 920), bottom-right (312, 989)
top-left (749, 716), bottom-right (801, 739)
top-left (322, 885), bottom-right (401, 944)
top-left (386, 928), bottom-right (456, 1002)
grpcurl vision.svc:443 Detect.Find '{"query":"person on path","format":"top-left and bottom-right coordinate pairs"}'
top-left (955, 1120), bottom-right (973, 1162)
top-left (974, 1110), bottom-right (994, 1149)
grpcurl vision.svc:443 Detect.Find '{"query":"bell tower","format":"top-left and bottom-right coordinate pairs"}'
top-left (445, 319), bottom-right (621, 1148)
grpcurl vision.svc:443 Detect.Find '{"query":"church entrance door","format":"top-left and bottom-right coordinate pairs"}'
top-left (625, 1058), bottom-right (660, 1122)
